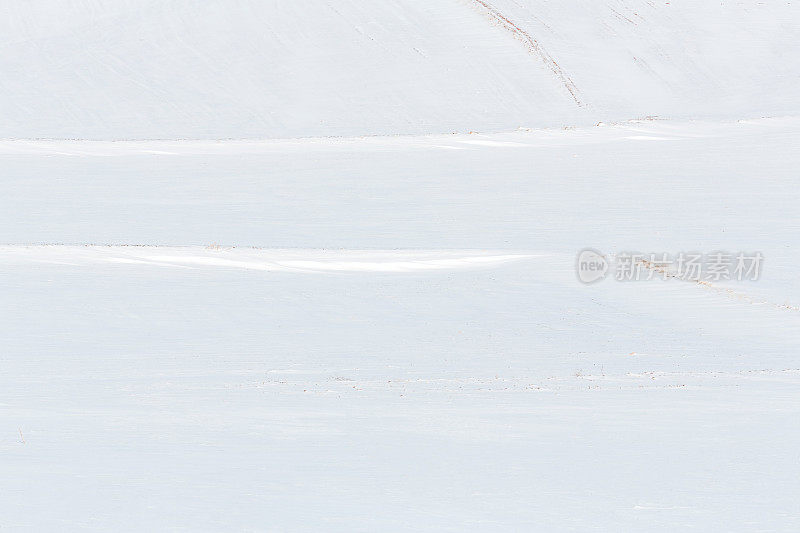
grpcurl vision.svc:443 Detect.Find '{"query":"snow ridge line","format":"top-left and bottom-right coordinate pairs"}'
top-left (0, 245), bottom-right (537, 274)
top-left (470, 0), bottom-right (584, 107)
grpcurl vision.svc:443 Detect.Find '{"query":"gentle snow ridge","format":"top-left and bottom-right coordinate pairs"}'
top-left (0, 245), bottom-right (537, 273)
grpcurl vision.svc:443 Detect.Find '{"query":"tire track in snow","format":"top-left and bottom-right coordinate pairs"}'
top-left (469, 0), bottom-right (584, 106)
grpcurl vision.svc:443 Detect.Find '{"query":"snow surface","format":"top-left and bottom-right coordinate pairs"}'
top-left (2, 1), bottom-right (800, 531)
top-left (1, 1), bottom-right (798, 139)
top-left (3, 118), bottom-right (800, 530)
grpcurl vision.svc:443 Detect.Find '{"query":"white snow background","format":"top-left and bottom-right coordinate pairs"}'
top-left (1, 1), bottom-right (799, 531)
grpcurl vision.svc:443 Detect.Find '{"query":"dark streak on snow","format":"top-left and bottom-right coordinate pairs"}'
top-left (470, 0), bottom-right (585, 107)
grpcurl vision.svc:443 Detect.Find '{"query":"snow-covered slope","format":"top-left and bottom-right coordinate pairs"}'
top-left (482, 0), bottom-right (800, 122)
top-left (3, 3), bottom-right (800, 530)
top-left (0, 0), bottom-right (580, 139)
top-left (1, 1), bottom-right (797, 139)
top-left (3, 119), bottom-right (800, 530)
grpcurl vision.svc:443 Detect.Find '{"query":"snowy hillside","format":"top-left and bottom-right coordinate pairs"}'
top-left (1, 1), bottom-right (797, 139)
top-left (3, 2), bottom-right (800, 531)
